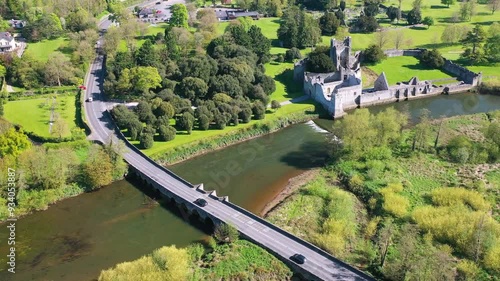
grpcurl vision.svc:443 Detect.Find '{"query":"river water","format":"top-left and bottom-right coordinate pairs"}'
top-left (0, 93), bottom-right (499, 281)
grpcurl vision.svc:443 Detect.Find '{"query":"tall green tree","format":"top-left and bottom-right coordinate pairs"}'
top-left (319, 12), bottom-right (340, 36)
top-left (83, 145), bottom-right (114, 190)
top-left (170, 4), bottom-right (188, 28)
top-left (135, 39), bottom-right (157, 67)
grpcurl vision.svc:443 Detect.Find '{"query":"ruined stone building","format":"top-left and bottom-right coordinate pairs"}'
top-left (294, 37), bottom-right (482, 118)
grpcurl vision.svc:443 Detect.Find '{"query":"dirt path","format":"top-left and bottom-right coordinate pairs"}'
top-left (260, 169), bottom-right (320, 217)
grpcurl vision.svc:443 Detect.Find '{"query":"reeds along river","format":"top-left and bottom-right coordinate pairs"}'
top-left (0, 92), bottom-right (499, 281)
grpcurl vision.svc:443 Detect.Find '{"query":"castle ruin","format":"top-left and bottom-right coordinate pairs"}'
top-left (294, 37), bottom-right (483, 118)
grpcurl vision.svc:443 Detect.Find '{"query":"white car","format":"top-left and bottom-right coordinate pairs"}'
top-left (87, 97), bottom-right (93, 102)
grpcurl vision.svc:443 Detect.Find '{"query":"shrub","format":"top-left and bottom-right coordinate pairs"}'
top-left (139, 132), bottom-right (154, 149)
top-left (214, 223), bottom-right (239, 244)
top-left (380, 183), bottom-right (409, 218)
top-left (284, 47), bottom-right (302, 62)
top-left (252, 101), bottom-right (266, 120)
top-left (363, 45), bottom-right (386, 64)
top-left (270, 100), bottom-right (281, 110)
top-left (306, 52), bottom-right (336, 73)
top-left (198, 114), bottom-right (210, 130)
top-left (430, 187), bottom-right (490, 211)
top-left (419, 49), bottom-right (445, 68)
top-left (158, 125), bottom-right (176, 141)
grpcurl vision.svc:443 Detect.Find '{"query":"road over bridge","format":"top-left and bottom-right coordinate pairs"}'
top-left (82, 15), bottom-right (374, 281)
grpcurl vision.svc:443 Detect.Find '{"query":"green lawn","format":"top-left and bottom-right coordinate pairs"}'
top-left (24, 37), bottom-right (69, 62)
top-left (266, 62), bottom-right (305, 102)
top-left (366, 56), bottom-right (454, 85)
top-left (4, 94), bottom-right (77, 138)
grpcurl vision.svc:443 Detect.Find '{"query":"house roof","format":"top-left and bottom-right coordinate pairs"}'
top-left (230, 11), bottom-right (259, 17)
top-left (138, 8), bottom-right (155, 15)
top-left (215, 10), bottom-right (228, 19)
top-left (0, 32), bottom-right (14, 42)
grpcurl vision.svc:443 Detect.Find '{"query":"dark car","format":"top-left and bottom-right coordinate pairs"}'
top-left (195, 198), bottom-right (208, 207)
top-left (291, 254), bottom-right (306, 264)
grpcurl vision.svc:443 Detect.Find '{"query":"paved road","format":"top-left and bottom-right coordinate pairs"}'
top-left (83, 12), bottom-right (373, 281)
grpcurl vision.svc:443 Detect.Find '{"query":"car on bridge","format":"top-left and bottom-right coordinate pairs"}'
top-left (194, 198), bottom-right (208, 207)
top-left (291, 254), bottom-right (307, 264)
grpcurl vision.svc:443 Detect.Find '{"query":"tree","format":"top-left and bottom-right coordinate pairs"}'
top-left (129, 66), bottom-right (162, 94)
top-left (441, 24), bottom-right (470, 44)
top-left (135, 39), bottom-right (157, 67)
top-left (460, 0), bottom-right (476, 22)
top-left (139, 132), bottom-right (154, 149)
top-left (374, 30), bottom-right (390, 49)
top-left (44, 52), bottom-right (76, 87)
top-left (363, 44), bottom-right (386, 64)
top-left (419, 49), bottom-right (445, 68)
top-left (198, 114), bottom-right (210, 130)
top-left (412, 109), bottom-right (432, 151)
top-left (177, 77), bottom-right (208, 101)
top-left (271, 100), bottom-right (281, 110)
top-left (158, 125), bottom-right (176, 141)
top-left (386, 6), bottom-right (399, 22)
top-left (154, 102), bottom-right (175, 119)
top-left (179, 112), bottom-right (195, 134)
top-left (278, 7), bottom-right (320, 49)
top-left (83, 145), bottom-right (114, 190)
top-left (51, 115), bottom-right (69, 140)
top-left (285, 48), bottom-right (302, 62)
top-left (319, 12), bottom-right (340, 36)
top-left (393, 30), bottom-right (406, 49)
top-left (357, 15), bottom-right (379, 33)
top-left (307, 52), bottom-right (336, 73)
top-left (407, 8), bottom-right (422, 25)
top-left (364, 0), bottom-right (380, 16)
top-left (66, 8), bottom-right (96, 32)
top-left (252, 101), bottom-right (266, 120)
top-left (299, 13), bottom-right (321, 49)
top-left (247, 25), bottom-right (271, 59)
top-left (422, 16), bottom-right (434, 29)
top-left (490, 0), bottom-right (500, 14)
top-left (170, 4), bottom-right (188, 28)
top-left (0, 128), bottom-right (31, 157)
top-left (214, 223), bottom-right (239, 243)
top-left (461, 25), bottom-right (487, 63)
top-left (485, 34), bottom-right (500, 62)
top-left (441, 0), bottom-right (455, 7)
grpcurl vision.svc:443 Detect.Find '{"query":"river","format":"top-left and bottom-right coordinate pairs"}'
top-left (0, 92), bottom-right (498, 281)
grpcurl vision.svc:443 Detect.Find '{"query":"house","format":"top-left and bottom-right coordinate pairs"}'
top-left (214, 9), bottom-right (260, 21)
top-left (0, 32), bottom-right (17, 53)
top-left (8, 19), bottom-right (26, 29)
top-left (228, 11), bottom-right (259, 20)
top-left (138, 8), bottom-right (156, 18)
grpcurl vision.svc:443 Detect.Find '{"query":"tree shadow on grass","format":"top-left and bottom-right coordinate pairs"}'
top-left (274, 68), bottom-right (304, 100)
top-left (430, 5), bottom-right (450, 9)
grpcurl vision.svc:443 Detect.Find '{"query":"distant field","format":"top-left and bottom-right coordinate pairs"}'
top-left (4, 94), bottom-right (77, 138)
top-left (366, 56), bottom-right (454, 85)
top-left (24, 37), bottom-right (69, 61)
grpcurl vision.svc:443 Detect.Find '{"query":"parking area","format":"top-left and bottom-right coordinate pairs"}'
top-left (138, 0), bottom-right (187, 23)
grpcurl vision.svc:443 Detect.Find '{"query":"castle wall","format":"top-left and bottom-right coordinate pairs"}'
top-left (293, 60), bottom-right (306, 82)
top-left (443, 60), bottom-right (482, 85)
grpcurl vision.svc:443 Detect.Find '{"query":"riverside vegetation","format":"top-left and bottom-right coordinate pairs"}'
top-left (266, 109), bottom-right (500, 280)
top-left (98, 223), bottom-right (293, 281)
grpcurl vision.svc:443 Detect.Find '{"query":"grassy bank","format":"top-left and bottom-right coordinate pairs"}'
top-left (98, 239), bottom-right (292, 281)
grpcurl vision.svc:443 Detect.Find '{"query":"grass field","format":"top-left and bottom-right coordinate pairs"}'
top-left (4, 94), bottom-right (77, 138)
top-left (24, 37), bottom-right (69, 62)
top-left (365, 56), bottom-right (454, 85)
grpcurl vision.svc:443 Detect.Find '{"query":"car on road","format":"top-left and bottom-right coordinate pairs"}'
top-left (290, 254), bottom-right (307, 264)
top-left (194, 198), bottom-right (208, 207)
top-left (87, 97), bottom-right (93, 102)
top-left (156, 1), bottom-right (161, 4)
